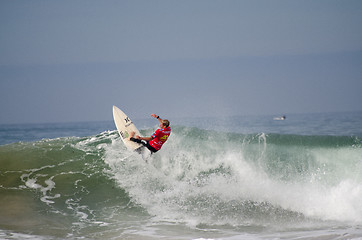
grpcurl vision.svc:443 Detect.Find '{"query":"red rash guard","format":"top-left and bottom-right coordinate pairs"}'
top-left (149, 127), bottom-right (171, 151)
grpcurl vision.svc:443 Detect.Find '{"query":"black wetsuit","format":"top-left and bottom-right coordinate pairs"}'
top-left (130, 137), bottom-right (158, 153)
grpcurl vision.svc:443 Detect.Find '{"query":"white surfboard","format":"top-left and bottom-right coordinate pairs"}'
top-left (112, 105), bottom-right (143, 151)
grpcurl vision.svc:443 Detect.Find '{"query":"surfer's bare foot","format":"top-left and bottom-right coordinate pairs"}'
top-left (128, 131), bottom-right (135, 140)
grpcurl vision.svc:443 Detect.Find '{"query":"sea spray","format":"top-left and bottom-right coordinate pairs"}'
top-left (106, 127), bottom-right (362, 228)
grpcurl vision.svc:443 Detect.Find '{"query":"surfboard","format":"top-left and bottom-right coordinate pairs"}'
top-left (112, 105), bottom-right (143, 151)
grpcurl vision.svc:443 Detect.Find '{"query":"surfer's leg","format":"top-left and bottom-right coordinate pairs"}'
top-left (144, 142), bottom-right (158, 153)
top-left (130, 137), bottom-right (142, 144)
top-left (130, 138), bottom-right (156, 153)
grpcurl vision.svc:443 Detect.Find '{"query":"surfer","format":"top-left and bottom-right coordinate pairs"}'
top-left (128, 114), bottom-right (171, 153)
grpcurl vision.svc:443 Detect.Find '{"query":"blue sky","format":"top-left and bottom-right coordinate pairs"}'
top-left (1, 0), bottom-right (362, 124)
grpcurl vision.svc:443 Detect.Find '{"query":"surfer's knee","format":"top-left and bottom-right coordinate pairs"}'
top-left (128, 131), bottom-right (135, 140)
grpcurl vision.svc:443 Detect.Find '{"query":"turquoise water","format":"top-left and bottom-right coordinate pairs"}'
top-left (0, 111), bottom-right (361, 239)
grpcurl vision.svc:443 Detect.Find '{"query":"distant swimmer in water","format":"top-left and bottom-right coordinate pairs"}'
top-left (128, 114), bottom-right (171, 153)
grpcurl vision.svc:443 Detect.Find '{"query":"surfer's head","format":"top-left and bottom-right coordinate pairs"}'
top-left (161, 119), bottom-right (170, 128)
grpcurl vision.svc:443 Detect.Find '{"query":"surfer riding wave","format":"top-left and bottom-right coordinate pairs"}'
top-left (128, 114), bottom-right (171, 153)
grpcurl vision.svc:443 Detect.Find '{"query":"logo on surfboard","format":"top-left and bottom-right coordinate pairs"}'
top-left (124, 117), bottom-right (133, 127)
top-left (120, 131), bottom-right (129, 139)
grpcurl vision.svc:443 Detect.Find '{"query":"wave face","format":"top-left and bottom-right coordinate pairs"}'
top-left (1, 124), bottom-right (361, 239)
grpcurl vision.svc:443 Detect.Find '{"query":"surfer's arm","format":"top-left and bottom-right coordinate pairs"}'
top-left (151, 114), bottom-right (163, 123)
top-left (135, 135), bottom-right (153, 141)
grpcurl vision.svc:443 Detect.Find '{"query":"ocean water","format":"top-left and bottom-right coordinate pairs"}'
top-left (0, 111), bottom-right (361, 240)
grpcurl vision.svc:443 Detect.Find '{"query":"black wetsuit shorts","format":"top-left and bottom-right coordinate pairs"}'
top-left (130, 137), bottom-right (158, 153)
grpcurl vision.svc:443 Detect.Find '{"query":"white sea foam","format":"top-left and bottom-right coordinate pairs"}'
top-left (21, 169), bottom-right (60, 205)
top-left (105, 129), bottom-right (362, 228)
